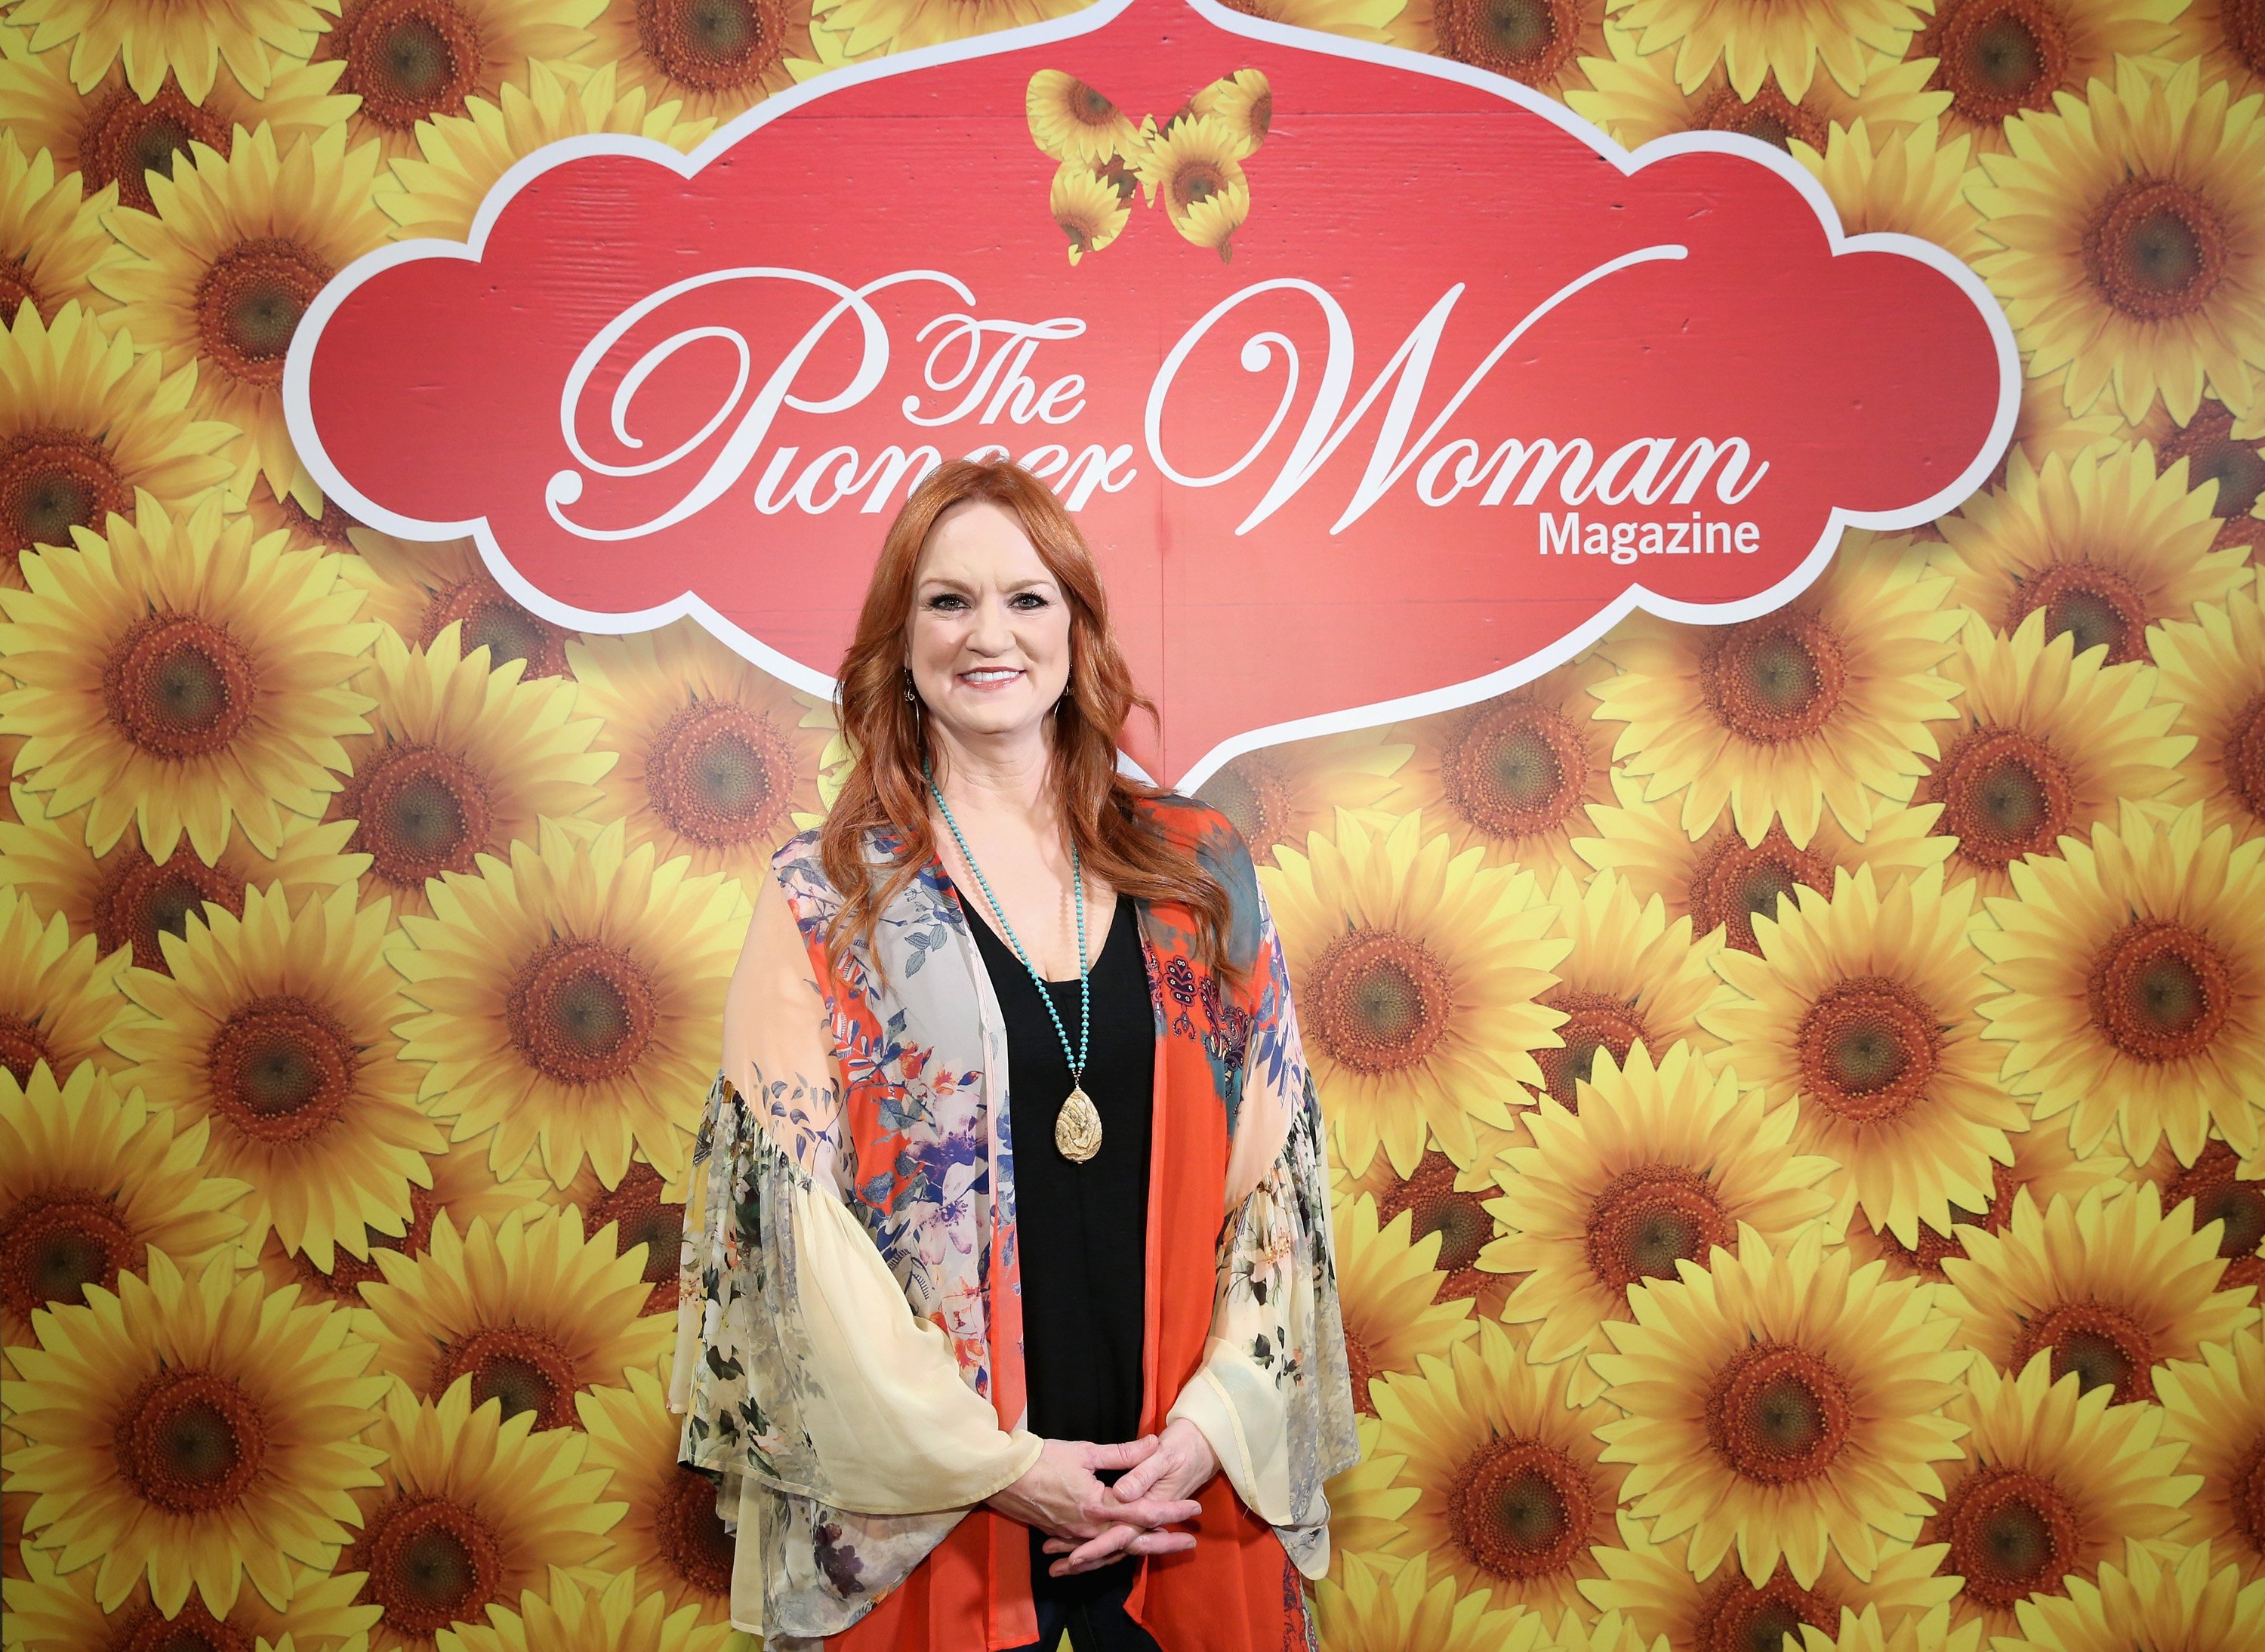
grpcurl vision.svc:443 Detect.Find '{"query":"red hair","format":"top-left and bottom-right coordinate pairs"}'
top-left (818, 458), bottom-right (1236, 984)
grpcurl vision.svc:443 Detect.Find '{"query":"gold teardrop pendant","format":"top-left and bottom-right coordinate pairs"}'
top-left (1055, 1086), bottom-right (1102, 1163)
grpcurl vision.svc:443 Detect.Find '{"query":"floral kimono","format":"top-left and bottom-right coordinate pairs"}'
top-left (670, 794), bottom-right (1358, 1650)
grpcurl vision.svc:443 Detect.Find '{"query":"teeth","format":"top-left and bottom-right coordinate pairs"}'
top-left (961, 670), bottom-right (1019, 682)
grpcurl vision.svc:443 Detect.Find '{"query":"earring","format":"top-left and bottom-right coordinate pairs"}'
top-left (903, 670), bottom-right (919, 704)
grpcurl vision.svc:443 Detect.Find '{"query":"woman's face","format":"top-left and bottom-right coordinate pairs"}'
top-left (905, 499), bottom-right (1074, 747)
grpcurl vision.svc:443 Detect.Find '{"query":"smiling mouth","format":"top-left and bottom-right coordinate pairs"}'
top-left (958, 667), bottom-right (1025, 684)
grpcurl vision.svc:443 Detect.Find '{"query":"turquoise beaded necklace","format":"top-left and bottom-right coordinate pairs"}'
top-left (926, 757), bottom-right (1105, 1162)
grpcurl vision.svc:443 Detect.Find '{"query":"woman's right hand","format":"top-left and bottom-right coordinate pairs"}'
top-left (985, 1436), bottom-right (1202, 1555)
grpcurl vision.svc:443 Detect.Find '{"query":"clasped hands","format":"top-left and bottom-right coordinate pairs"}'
top-left (987, 1418), bottom-right (1219, 1577)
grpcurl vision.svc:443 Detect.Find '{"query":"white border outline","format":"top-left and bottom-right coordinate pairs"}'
top-left (282, 0), bottom-right (2020, 792)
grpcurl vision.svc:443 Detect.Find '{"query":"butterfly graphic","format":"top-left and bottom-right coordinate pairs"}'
top-left (1026, 67), bottom-right (1273, 264)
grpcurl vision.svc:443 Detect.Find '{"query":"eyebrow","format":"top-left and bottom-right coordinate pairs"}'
top-left (919, 575), bottom-right (1058, 593)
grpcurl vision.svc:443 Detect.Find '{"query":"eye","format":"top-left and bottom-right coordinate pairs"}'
top-left (926, 592), bottom-right (968, 612)
top-left (1010, 591), bottom-right (1050, 609)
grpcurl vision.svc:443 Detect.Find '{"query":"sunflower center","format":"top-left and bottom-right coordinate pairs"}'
top-left (2222, 692), bottom-right (2265, 824)
top-left (271, 489), bottom-right (362, 550)
top-left (1795, 974), bottom-right (1941, 1123)
top-left (115, 1367), bottom-right (267, 1513)
top-left (0, 425), bottom-right (134, 560)
top-left (505, 935), bottom-right (661, 1084)
top-left (637, 0), bottom-right (786, 91)
top-left (585, 1161), bottom-right (686, 1310)
top-left (1706, 1342), bottom-right (1854, 1483)
top-left (2162, 1143), bottom-right (2265, 1263)
top-left (2085, 918), bottom-right (2230, 1063)
top-left (1442, 699), bottom-right (1592, 840)
top-left (1687, 827), bottom-right (1832, 954)
top-left (2008, 1299), bottom-right (2156, 1402)
top-left (0, 1187), bottom-right (144, 1319)
top-left (1532, 988), bottom-right (1648, 1110)
top-left (1690, 1568), bottom-right (1841, 1652)
top-left (1377, 1151), bottom-right (1493, 1290)
top-left (2160, 402), bottom-right (2265, 521)
top-left (103, 612), bottom-right (258, 760)
top-left (207, 994), bottom-right (359, 1145)
top-left (106, 1596), bottom-right (257, 1652)
top-left (2008, 560), bottom-right (2152, 664)
top-left (79, 79), bottom-right (232, 214)
top-left (338, 741), bottom-right (495, 886)
top-left (1342, 1324), bottom-right (1380, 1415)
top-left (359, 1493), bottom-right (507, 1635)
top-left (2230, 1437), bottom-right (2265, 1555)
top-left (194, 238), bottom-right (334, 390)
top-left (0, 1012), bottom-right (52, 1086)
top-left (91, 844), bottom-right (248, 972)
top-left (654, 1465), bottom-right (738, 1598)
top-left (1433, 0), bottom-right (1579, 82)
top-left (430, 1322), bottom-right (582, 1429)
top-left (2082, 176), bottom-right (2229, 322)
top-left (325, 0), bottom-right (482, 127)
top-left (646, 698), bottom-right (794, 849)
top-left (421, 578), bottom-right (573, 678)
top-left (1170, 159), bottom-right (1228, 211)
top-left (1447, 1436), bottom-right (1595, 1581)
top-left (1691, 84), bottom-right (1828, 153)
top-left (1925, 724), bottom-right (2075, 870)
top-left (1586, 1163), bottom-right (1734, 1291)
top-left (1928, 0), bottom-right (2066, 122)
top-left (0, 257), bottom-right (36, 325)
top-left (1198, 756), bottom-right (1294, 864)
top-left (1305, 929), bottom-right (1453, 1075)
top-left (1700, 612), bottom-right (1847, 744)
top-left (1935, 1462), bottom-right (2082, 1607)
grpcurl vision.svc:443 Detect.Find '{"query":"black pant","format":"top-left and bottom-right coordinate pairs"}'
top-left (1006, 1542), bottom-right (1163, 1652)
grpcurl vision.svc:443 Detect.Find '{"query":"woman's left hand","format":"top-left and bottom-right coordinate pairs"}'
top-left (1040, 1419), bottom-right (1219, 1576)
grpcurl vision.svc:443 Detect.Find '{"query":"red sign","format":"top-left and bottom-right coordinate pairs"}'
top-left (285, 0), bottom-right (2015, 786)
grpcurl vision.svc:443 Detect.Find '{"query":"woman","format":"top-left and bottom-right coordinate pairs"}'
top-left (671, 458), bottom-right (1357, 1651)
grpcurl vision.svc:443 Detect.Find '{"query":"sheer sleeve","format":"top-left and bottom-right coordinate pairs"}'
top-left (1165, 876), bottom-right (1361, 1580)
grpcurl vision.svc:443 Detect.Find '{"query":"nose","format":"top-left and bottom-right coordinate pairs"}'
top-left (968, 593), bottom-right (1015, 655)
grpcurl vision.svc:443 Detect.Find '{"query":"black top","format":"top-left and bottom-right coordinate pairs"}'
top-left (960, 888), bottom-right (1155, 1610)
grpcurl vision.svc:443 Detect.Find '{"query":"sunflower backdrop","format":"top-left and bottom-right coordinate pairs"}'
top-left (1, 0), bottom-right (2263, 1646)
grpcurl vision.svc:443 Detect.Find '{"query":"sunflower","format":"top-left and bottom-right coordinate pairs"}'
top-left (347, 528), bottom-right (581, 679)
top-left (1567, 23), bottom-right (1949, 150)
top-left (1582, 1515), bottom-right (1961, 1650)
top-left (387, 816), bottom-right (743, 1188)
top-left (316, 0), bottom-right (605, 156)
top-left (2154, 588), bottom-right (2265, 842)
top-left (1049, 159), bottom-right (1133, 264)
top-left (1602, 0), bottom-right (1928, 101)
top-left (547, 1156), bottom-right (686, 1314)
top-left (1928, 445), bottom-right (2247, 670)
top-left (1972, 57), bottom-right (2265, 425)
top-left (0, 494), bottom-right (379, 862)
top-left (1028, 67), bottom-right (1142, 166)
top-left (0, 29), bottom-right (354, 214)
top-left (238, 475), bottom-right (370, 556)
top-left (4, 1251), bottom-right (387, 1614)
top-left (576, 1366), bottom-right (744, 1623)
top-left (1999, 1540), bottom-right (2265, 1652)
top-left (437, 1568), bottom-right (736, 1652)
top-left (1938, 1182), bottom-right (2257, 1403)
top-left (1354, 1140), bottom-right (1526, 1316)
top-left (2170, 0), bottom-right (2265, 106)
top-left (1592, 1223), bottom-right (1968, 1589)
top-left (819, 0), bottom-right (1092, 54)
top-left (359, 1206), bottom-right (673, 1428)
top-left (1999, 365), bottom-right (2129, 480)
top-left (2156, 1329), bottom-right (2265, 1585)
top-left (1134, 112), bottom-right (1254, 261)
top-left (1795, 118), bottom-right (1987, 266)
top-left (1210, 0), bottom-right (1407, 41)
top-left (1364, 1320), bottom-right (1630, 1620)
top-left (1194, 727), bottom-right (1410, 869)
top-left (2142, 397), bottom-right (2265, 544)
top-left (0, 134), bottom-right (117, 324)
top-left (0, 882), bottom-right (142, 1085)
top-left (590, 0), bottom-right (843, 131)
top-left (1921, 612), bottom-right (2190, 900)
top-left (1326, 1413), bottom-right (1420, 1561)
top-left (0, 783), bottom-right (367, 973)
top-left (1844, 1117), bottom-right (2128, 1284)
top-left (1, 1545), bottom-right (382, 1652)
top-left (331, 621), bottom-right (614, 920)
top-left (2142, 1139), bottom-right (2265, 1294)
top-left (1333, 1190), bottom-right (1480, 1412)
top-left (0, 1061), bottom-right (248, 1346)
top-left (94, 124), bottom-right (390, 513)
top-left (1187, 66), bottom-right (1271, 156)
top-left (1891, 0), bottom-right (2185, 158)
top-left (1382, 660), bottom-right (1620, 888)
top-left (374, 60), bottom-right (715, 241)
top-left (1260, 808), bottom-right (1570, 1177)
top-left (1794, 1603), bottom-right (1985, 1652)
top-left (1573, 775), bottom-right (1955, 956)
top-left (342, 1376), bottom-right (623, 1650)
top-left (1314, 1551), bottom-right (1547, 1652)
top-left (1592, 544), bottom-right (1964, 849)
top-left (0, 0), bottom-right (328, 100)
top-left (1974, 801), bottom-right (2265, 1163)
top-left (1488, 1040), bottom-right (1837, 1401)
top-left (565, 621), bottom-right (830, 911)
top-left (1394, 0), bottom-right (1607, 100)
top-left (0, 301), bottom-right (234, 586)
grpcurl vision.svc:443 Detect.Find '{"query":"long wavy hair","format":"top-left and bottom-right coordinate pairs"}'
top-left (817, 458), bottom-right (1237, 985)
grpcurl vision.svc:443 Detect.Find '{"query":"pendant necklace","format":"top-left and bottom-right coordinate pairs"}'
top-left (926, 759), bottom-right (1104, 1163)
